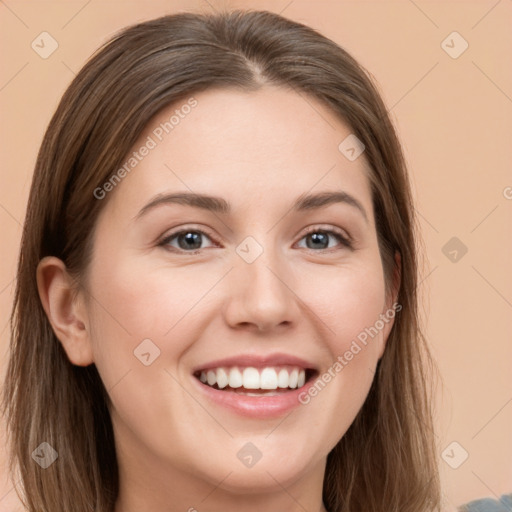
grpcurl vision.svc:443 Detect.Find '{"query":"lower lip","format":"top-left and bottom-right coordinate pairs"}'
top-left (191, 374), bottom-right (316, 418)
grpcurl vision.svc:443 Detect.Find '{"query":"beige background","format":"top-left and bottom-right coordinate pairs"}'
top-left (1, 1), bottom-right (511, 511)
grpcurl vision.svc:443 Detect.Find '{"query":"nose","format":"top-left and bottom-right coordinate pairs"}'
top-left (223, 247), bottom-right (301, 333)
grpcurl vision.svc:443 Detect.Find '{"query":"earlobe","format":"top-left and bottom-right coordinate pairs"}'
top-left (36, 256), bottom-right (94, 367)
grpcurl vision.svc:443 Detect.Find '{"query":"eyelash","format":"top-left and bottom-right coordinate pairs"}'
top-left (158, 225), bottom-right (353, 254)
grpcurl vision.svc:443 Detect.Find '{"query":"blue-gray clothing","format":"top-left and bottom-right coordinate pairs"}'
top-left (459, 494), bottom-right (512, 512)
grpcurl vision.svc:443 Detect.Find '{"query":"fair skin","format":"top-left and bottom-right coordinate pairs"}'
top-left (37, 86), bottom-right (399, 512)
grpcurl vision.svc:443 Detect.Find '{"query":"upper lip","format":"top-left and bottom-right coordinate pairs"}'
top-left (192, 353), bottom-right (318, 374)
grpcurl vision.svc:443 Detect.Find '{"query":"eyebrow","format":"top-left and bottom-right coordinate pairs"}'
top-left (134, 190), bottom-right (369, 224)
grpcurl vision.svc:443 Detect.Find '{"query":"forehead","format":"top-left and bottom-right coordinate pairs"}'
top-left (103, 86), bottom-right (373, 222)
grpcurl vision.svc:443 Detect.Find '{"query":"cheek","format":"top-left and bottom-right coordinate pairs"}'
top-left (85, 252), bottom-right (227, 396)
top-left (297, 259), bottom-right (386, 431)
top-left (85, 260), bottom-right (205, 451)
top-left (88, 250), bottom-right (204, 339)
top-left (84, 257), bottom-right (179, 386)
top-left (303, 257), bottom-right (387, 354)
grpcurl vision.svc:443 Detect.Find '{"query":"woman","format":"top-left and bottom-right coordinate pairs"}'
top-left (1, 9), bottom-right (441, 512)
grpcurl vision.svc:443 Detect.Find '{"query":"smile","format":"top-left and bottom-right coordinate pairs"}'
top-left (194, 365), bottom-right (315, 393)
top-left (192, 363), bottom-right (319, 418)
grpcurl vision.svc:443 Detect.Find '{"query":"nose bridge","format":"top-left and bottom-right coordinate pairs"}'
top-left (224, 234), bottom-right (298, 330)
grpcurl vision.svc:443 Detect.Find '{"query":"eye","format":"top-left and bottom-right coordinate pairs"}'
top-left (158, 225), bottom-right (353, 254)
top-left (296, 227), bottom-right (353, 251)
top-left (159, 228), bottom-right (217, 253)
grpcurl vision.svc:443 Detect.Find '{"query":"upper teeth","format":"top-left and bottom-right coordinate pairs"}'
top-left (198, 366), bottom-right (307, 390)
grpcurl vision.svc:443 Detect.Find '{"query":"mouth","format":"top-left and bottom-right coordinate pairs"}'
top-left (190, 353), bottom-right (321, 417)
top-left (193, 366), bottom-right (319, 396)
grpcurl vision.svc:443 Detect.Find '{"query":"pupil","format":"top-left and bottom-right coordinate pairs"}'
top-left (308, 232), bottom-right (327, 249)
top-left (179, 232), bottom-right (201, 250)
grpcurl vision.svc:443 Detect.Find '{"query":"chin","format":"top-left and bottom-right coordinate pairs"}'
top-left (206, 466), bottom-right (304, 494)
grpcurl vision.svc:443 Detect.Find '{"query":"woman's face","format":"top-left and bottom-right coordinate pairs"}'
top-left (80, 86), bottom-right (397, 505)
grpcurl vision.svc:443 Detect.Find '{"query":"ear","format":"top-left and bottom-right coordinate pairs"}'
top-left (377, 250), bottom-right (402, 359)
top-left (36, 256), bottom-right (94, 366)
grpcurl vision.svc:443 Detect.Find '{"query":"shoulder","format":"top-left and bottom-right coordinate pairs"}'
top-left (459, 493), bottom-right (512, 512)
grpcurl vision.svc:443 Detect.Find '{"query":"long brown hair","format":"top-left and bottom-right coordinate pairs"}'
top-left (1, 9), bottom-right (441, 511)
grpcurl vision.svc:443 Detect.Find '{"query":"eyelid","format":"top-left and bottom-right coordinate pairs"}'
top-left (300, 224), bottom-right (352, 244)
top-left (158, 224), bottom-right (218, 252)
